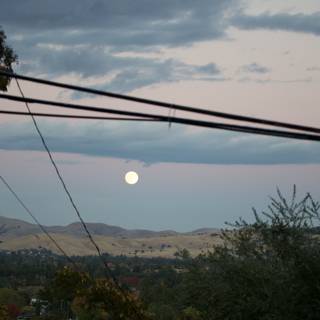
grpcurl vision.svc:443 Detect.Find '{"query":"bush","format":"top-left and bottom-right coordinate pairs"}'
top-left (0, 28), bottom-right (18, 91)
top-left (180, 187), bottom-right (320, 319)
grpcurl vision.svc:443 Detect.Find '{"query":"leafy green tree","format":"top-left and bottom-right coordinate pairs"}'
top-left (0, 305), bottom-right (10, 320)
top-left (42, 266), bottom-right (151, 320)
top-left (179, 187), bottom-right (320, 319)
top-left (140, 266), bottom-right (183, 320)
top-left (0, 28), bottom-right (18, 91)
top-left (148, 303), bottom-right (178, 320)
top-left (179, 306), bottom-right (202, 320)
top-left (174, 248), bottom-right (191, 260)
top-left (0, 288), bottom-right (26, 308)
top-left (0, 288), bottom-right (27, 319)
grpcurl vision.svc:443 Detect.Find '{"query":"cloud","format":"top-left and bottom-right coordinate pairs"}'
top-left (0, 120), bottom-right (319, 165)
top-left (1, 0), bottom-right (237, 47)
top-left (238, 77), bottom-right (312, 84)
top-left (2, 1), bottom-right (319, 92)
top-left (16, 43), bottom-right (222, 93)
top-left (0, 0), bottom-right (237, 91)
top-left (306, 66), bottom-right (320, 72)
top-left (101, 61), bottom-right (222, 92)
top-left (231, 11), bottom-right (320, 36)
top-left (240, 63), bottom-right (270, 74)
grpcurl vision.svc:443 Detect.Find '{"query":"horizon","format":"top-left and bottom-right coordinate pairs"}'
top-left (0, 214), bottom-right (221, 233)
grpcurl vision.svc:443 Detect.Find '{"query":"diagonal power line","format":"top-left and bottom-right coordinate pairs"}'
top-left (14, 78), bottom-right (113, 276)
top-left (0, 109), bottom-right (163, 121)
top-left (1, 70), bottom-right (320, 135)
top-left (1, 92), bottom-right (320, 142)
top-left (0, 175), bottom-right (77, 267)
top-left (13, 79), bottom-right (147, 320)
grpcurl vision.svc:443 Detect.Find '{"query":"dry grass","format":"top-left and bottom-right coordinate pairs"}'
top-left (0, 232), bottom-right (223, 258)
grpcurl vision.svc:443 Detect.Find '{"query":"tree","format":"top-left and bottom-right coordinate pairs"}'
top-left (178, 187), bottom-right (320, 319)
top-left (0, 28), bottom-right (18, 91)
top-left (0, 288), bottom-right (27, 319)
top-left (174, 248), bottom-right (191, 260)
top-left (179, 307), bottom-right (202, 320)
top-left (138, 187), bottom-right (320, 319)
top-left (42, 266), bottom-right (151, 320)
top-left (0, 305), bottom-right (10, 320)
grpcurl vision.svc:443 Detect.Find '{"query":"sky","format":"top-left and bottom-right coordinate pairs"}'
top-left (0, 0), bottom-right (320, 231)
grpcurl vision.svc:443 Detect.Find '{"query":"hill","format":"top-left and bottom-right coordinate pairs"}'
top-left (0, 216), bottom-right (221, 257)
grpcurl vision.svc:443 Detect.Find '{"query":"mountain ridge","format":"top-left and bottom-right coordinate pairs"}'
top-left (0, 216), bottom-right (222, 257)
top-left (0, 216), bottom-right (219, 239)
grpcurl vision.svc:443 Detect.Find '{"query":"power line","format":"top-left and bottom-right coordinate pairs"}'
top-left (14, 79), bottom-right (114, 274)
top-left (13, 79), bottom-right (147, 320)
top-left (1, 70), bottom-right (320, 135)
top-left (0, 175), bottom-right (76, 266)
top-left (0, 109), bottom-right (163, 121)
top-left (1, 93), bottom-right (320, 142)
top-left (1, 172), bottom-right (146, 318)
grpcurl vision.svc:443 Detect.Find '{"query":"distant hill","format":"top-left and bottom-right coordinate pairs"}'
top-left (0, 216), bottom-right (180, 239)
top-left (0, 216), bottom-right (41, 237)
top-left (0, 216), bottom-right (222, 257)
top-left (0, 216), bottom-right (220, 238)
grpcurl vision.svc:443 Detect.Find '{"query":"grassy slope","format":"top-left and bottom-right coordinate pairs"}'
top-left (0, 233), bottom-right (222, 257)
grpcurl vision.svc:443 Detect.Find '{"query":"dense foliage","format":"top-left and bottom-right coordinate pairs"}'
top-left (0, 251), bottom-right (184, 319)
top-left (1, 188), bottom-right (320, 319)
top-left (140, 188), bottom-right (320, 319)
top-left (0, 28), bottom-right (18, 91)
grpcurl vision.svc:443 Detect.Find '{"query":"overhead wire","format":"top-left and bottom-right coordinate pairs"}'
top-left (1, 171), bottom-right (144, 318)
top-left (12, 79), bottom-right (147, 320)
top-left (0, 109), bottom-right (163, 121)
top-left (0, 175), bottom-right (77, 267)
top-left (1, 70), bottom-right (318, 319)
top-left (1, 70), bottom-right (320, 135)
top-left (14, 78), bottom-right (113, 275)
top-left (1, 93), bottom-right (320, 142)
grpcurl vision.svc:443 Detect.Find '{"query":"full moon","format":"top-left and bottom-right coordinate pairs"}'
top-left (125, 171), bottom-right (139, 185)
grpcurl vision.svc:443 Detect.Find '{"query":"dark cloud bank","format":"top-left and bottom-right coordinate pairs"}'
top-left (1, 0), bottom-right (235, 91)
top-left (232, 11), bottom-right (320, 36)
top-left (1, 2), bottom-right (319, 165)
top-left (1, 1), bottom-right (319, 91)
top-left (0, 120), bottom-right (319, 165)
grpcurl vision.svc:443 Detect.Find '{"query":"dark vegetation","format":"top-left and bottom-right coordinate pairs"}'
top-left (0, 27), bottom-right (17, 91)
top-left (1, 188), bottom-right (320, 319)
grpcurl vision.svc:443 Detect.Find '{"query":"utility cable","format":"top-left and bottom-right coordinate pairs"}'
top-left (13, 79), bottom-right (147, 320)
top-left (0, 175), bottom-right (77, 267)
top-left (14, 78), bottom-right (113, 275)
top-left (1, 93), bottom-right (320, 142)
top-left (1, 171), bottom-right (144, 318)
top-left (0, 109), bottom-right (163, 121)
top-left (1, 70), bottom-right (320, 135)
